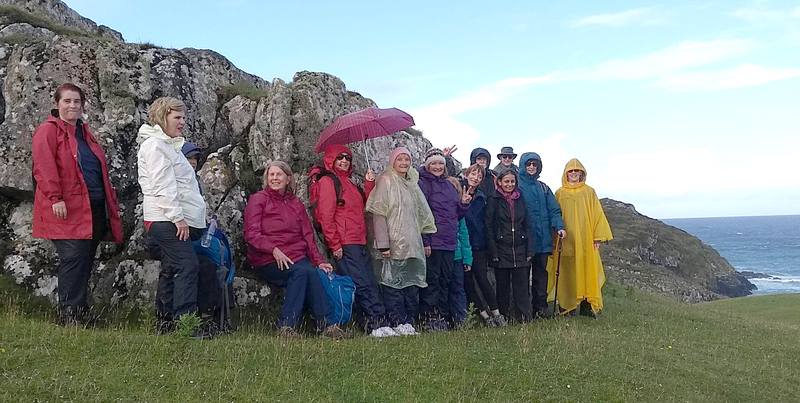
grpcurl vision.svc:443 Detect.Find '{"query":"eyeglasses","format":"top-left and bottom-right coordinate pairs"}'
top-left (501, 155), bottom-right (514, 160)
top-left (526, 161), bottom-right (538, 167)
top-left (567, 169), bottom-right (581, 174)
top-left (335, 154), bottom-right (352, 161)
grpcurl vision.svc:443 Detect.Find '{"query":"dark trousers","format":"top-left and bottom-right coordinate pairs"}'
top-left (531, 253), bottom-right (550, 315)
top-left (336, 245), bottom-right (387, 332)
top-left (257, 258), bottom-right (329, 329)
top-left (464, 250), bottom-right (499, 312)
top-left (382, 285), bottom-right (419, 327)
top-left (495, 266), bottom-right (532, 322)
top-left (449, 260), bottom-right (467, 325)
top-left (52, 198), bottom-right (107, 309)
top-left (148, 222), bottom-right (200, 318)
top-left (420, 249), bottom-right (455, 321)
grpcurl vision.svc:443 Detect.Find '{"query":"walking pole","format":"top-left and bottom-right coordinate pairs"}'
top-left (552, 236), bottom-right (563, 318)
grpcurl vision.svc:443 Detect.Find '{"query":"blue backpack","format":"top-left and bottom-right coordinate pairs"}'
top-left (317, 270), bottom-right (355, 326)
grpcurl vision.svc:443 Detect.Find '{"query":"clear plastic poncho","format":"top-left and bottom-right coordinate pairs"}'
top-left (365, 166), bottom-right (436, 289)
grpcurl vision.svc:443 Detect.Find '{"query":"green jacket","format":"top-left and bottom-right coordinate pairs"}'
top-left (454, 219), bottom-right (473, 266)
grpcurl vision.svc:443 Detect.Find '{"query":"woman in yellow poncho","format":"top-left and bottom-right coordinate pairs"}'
top-left (547, 158), bottom-right (612, 317)
top-left (366, 147), bottom-right (437, 335)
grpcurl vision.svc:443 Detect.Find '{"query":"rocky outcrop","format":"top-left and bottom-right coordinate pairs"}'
top-left (0, 0), bottom-right (431, 309)
top-left (601, 199), bottom-right (755, 302)
top-left (0, 0), bottom-right (753, 311)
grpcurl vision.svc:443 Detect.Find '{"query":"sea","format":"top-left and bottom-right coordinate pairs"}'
top-left (665, 215), bottom-right (800, 295)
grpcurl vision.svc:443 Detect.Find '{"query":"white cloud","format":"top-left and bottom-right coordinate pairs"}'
top-left (731, 4), bottom-right (800, 23)
top-left (586, 39), bottom-right (754, 80)
top-left (570, 7), bottom-right (663, 28)
top-left (657, 64), bottom-right (800, 91)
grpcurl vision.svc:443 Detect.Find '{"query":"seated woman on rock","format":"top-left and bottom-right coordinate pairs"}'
top-left (244, 161), bottom-right (345, 339)
top-left (31, 82), bottom-right (123, 326)
top-left (547, 158), bottom-right (612, 318)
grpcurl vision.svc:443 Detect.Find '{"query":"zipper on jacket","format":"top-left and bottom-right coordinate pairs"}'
top-left (511, 217), bottom-right (517, 265)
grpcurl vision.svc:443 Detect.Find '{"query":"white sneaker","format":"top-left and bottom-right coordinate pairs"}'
top-left (370, 326), bottom-right (400, 338)
top-left (393, 323), bottom-right (418, 336)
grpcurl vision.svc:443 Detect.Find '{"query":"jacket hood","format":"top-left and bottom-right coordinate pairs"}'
top-left (137, 123), bottom-right (185, 151)
top-left (322, 144), bottom-right (352, 176)
top-left (519, 152), bottom-right (542, 180)
top-left (470, 147), bottom-right (492, 167)
top-left (561, 158), bottom-right (587, 189)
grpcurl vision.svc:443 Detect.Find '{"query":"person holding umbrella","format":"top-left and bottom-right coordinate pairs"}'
top-left (366, 147), bottom-right (436, 336)
top-left (518, 152), bottom-right (566, 319)
top-left (313, 144), bottom-right (399, 338)
top-left (547, 158), bottom-right (612, 317)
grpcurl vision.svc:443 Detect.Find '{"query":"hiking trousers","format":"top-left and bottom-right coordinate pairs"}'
top-left (258, 258), bottom-right (330, 329)
top-left (148, 222), bottom-right (200, 318)
top-left (495, 266), bottom-right (532, 322)
top-left (336, 245), bottom-right (388, 332)
top-left (52, 198), bottom-right (107, 309)
top-left (382, 285), bottom-right (420, 327)
top-left (449, 259), bottom-right (467, 326)
top-left (464, 250), bottom-right (499, 312)
top-left (531, 253), bottom-right (550, 316)
top-left (420, 249), bottom-right (455, 322)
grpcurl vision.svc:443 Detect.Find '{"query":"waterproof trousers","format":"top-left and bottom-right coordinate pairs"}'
top-left (495, 266), bottom-right (532, 322)
top-left (52, 198), bottom-right (107, 309)
top-left (148, 222), bottom-right (200, 318)
top-left (382, 285), bottom-right (419, 327)
top-left (257, 258), bottom-right (330, 330)
top-left (420, 249), bottom-right (454, 322)
top-left (464, 249), bottom-right (499, 312)
top-left (335, 245), bottom-right (388, 332)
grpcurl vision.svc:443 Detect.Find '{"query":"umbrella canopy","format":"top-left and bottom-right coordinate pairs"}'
top-left (314, 107), bottom-right (415, 153)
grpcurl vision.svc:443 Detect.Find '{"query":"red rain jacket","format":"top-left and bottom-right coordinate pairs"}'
top-left (314, 144), bottom-right (375, 251)
top-left (31, 115), bottom-right (123, 242)
top-left (244, 188), bottom-right (326, 267)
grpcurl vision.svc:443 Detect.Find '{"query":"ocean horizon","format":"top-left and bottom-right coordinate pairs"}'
top-left (665, 215), bottom-right (800, 295)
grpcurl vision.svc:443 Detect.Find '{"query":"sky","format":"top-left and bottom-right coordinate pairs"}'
top-left (65, 0), bottom-right (800, 219)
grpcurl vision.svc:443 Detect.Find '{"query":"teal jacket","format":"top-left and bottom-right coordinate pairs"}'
top-left (454, 219), bottom-right (473, 265)
top-left (518, 152), bottom-right (565, 254)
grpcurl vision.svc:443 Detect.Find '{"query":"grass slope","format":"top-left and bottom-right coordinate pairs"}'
top-left (1, 277), bottom-right (798, 402)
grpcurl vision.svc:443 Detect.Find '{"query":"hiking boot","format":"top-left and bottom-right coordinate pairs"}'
top-left (321, 324), bottom-right (348, 340)
top-left (57, 306), bottom-right (80, 327)
top-left (392, 323), bottom-right (418, 336)
top-left (190, 322), bottom-right (218, 340)
top-left (370, 326), bottom-right (400, 338)
top-left (490, 314), bottom-right (508, 327)
top-left (579, 300), bottom-right (597, 319)
top-left (155, 320), bottom-right (175, 335)
top-left (277, 326), bottom-right (303, 339)
top-left (424, 317), bottom-right (450, 332)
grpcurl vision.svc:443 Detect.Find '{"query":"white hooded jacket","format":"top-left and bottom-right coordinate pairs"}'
top-left (136, 124), bottom-right (207, 228)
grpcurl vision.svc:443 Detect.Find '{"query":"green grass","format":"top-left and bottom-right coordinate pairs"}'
top-left (1, 275), bottom-right (799, 402)
top-left (218, 81), bottom-right (270, 103)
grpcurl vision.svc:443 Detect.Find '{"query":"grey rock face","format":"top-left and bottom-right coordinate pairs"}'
top-left (0, 0), bottom-right (430, 310)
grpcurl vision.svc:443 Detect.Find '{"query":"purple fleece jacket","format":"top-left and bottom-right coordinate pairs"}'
top-left (418, 166), bottom-right (469, 251)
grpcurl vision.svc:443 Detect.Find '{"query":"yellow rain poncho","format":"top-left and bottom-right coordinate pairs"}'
top-left (365, 160), bottom-right (436, 289)
top-left (547, 158), bottom-right (613, 314)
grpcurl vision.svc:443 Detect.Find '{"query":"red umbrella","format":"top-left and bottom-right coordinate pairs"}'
top-left (314, 107), bottom-right (415, 154)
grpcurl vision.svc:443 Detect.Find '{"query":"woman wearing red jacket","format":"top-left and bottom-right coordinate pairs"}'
top-left (244, 161), bottom-right (345, 339)
top-left (314, 145), bottom-right (398, 337)
top-left (31, 83), bottom-right (123, 325)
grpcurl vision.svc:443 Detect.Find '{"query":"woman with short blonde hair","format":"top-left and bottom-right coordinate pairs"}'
top-left (137, 96), bottom-right (208, 336)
